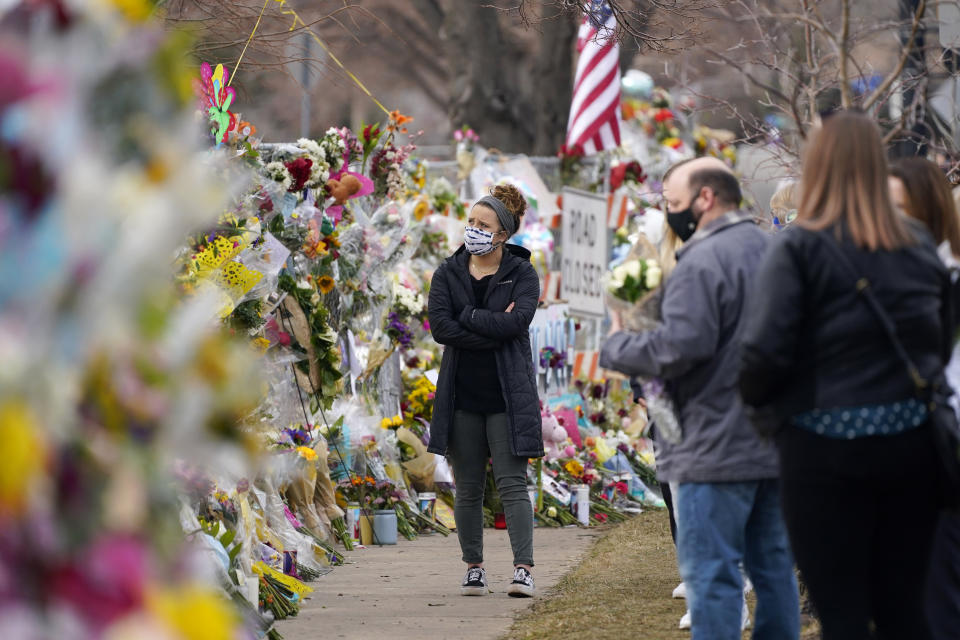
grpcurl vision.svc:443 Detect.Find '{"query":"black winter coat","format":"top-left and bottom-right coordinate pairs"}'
top-left (427, 243), bottom-right (544, 458)
top-left (739, 223), bottom-right (953, 420)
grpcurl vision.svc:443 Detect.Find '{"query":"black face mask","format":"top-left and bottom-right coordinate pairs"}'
top-left (667, 202), bottom-right (700, 242)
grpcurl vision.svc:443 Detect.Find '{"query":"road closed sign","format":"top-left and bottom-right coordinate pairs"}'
top-left (560, 188), bottom-right (608, 317)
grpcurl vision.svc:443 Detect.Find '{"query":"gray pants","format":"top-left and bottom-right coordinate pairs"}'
top-left (448, 410), bottom-right (534, 567)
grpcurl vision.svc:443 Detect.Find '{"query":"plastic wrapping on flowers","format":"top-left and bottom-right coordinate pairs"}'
top-left (0, 5), bottom-right (277, 638)
top-left (0, 3), bottom-right (682, 637)
top-left (603, 233), bottom-right (663, 332)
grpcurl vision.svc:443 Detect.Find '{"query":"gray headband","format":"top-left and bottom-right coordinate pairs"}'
top-left (476, 195), bottom-right (517, 236)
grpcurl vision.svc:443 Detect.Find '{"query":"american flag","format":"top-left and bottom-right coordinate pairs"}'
top-left (565, 0), bottom-right (622, 155)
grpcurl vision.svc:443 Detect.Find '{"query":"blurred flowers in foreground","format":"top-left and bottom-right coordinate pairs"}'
top-left (0, 3), bottom-right (261, 638)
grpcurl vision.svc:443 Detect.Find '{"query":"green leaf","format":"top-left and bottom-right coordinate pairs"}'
top-left (268, 214), bottom-right (286, 235)
top-left (219, 528), bottom-right (236, 548)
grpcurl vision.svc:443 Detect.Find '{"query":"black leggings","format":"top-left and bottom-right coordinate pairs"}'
top-left (777, 425), bottom-right (941, 640)
top-left (927, 511), bottom-right (960, 639)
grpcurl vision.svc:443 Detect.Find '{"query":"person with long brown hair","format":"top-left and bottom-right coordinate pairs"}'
top-left (739, 111), bottom-right (955, 639)
top-left (888, 157), bottom-right (960, 639)
top-left (890, 158), bottom-right (960, 262)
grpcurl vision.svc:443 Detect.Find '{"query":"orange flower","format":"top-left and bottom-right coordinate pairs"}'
top-left (317, 275), bottom-right (336, 294)
top-left (303, 238), bottom-right (327, 259)
top-left (387, 110), bottom-right (414, 134)
top-left (237, 121), bottom-right (257, 137)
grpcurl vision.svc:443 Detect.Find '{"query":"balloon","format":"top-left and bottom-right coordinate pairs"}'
top-left (621, 69), bottom-right (654, 99)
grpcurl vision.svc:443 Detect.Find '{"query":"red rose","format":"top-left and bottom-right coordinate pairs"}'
top-left (654, 108), bottom-right (674, 123)
top-left (284, 157), bottom-right (313, 192)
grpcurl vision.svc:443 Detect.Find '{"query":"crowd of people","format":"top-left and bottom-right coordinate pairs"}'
top-left (607, 110), bottom-right (959, 639)
top-left (428, 110), bottom-right (960, 638)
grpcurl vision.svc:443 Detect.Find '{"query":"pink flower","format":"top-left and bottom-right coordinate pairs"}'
top-left (264, 317), bottom-right (292, 347)
top-left (50, 536), bottom-right (148, 629)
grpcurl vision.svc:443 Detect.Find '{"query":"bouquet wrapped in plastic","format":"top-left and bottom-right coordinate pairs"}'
top-left (603, 235), bottom-right (682, 444)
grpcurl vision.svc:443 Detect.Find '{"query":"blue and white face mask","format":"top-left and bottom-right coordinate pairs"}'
top-left (463, 226), bottom-right (502, 256)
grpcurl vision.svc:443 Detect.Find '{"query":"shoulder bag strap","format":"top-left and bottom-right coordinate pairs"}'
top-left (818, 232), bottom-right (930, 394)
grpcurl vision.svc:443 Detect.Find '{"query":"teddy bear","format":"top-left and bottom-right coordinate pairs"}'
top-left (541, 410), bottom-right (569, 462)
top-left (325, 174), bottom-right (362, 205)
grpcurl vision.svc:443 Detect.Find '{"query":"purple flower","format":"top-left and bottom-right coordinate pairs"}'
top-left (281, 426), bottom-right (311, 446)
top-left (386, 312), bottom-right (414, 348)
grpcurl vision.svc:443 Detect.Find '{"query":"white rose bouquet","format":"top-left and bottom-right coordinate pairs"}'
top-left (605, 258), bottom-right (661, 303)
top-left (603, 234), bottom-right (682, 444)
top-left (602, 235), bottom-right (664, 332)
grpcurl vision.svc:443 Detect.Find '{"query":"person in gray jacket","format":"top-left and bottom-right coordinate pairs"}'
top-left (600, 157), bottom-right (799, 640)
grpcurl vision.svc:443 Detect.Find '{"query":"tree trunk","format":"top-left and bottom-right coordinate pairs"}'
top-left (889, 0), bottom-right (928, 157)
top-left (532, 6), bottom-right (578, 155)
top-left (440, 1), bottom-right (535, 152)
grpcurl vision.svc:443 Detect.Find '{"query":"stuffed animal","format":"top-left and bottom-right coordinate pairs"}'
top-left (541, 411), bottom-right (569, 462)
top-left (325, 174), bottom-right (362, 204)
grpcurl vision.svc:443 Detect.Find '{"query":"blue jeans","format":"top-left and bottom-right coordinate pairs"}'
top-left (675, 480), bottom-right (799, 640)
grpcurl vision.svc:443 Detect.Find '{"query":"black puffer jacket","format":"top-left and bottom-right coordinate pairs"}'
top-left (427, 243), bottom-right (543, 458)
top-left (739, 223), bottom-right (953, 420)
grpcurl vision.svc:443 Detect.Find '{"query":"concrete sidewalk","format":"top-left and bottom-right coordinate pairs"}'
top-left (276, 526), bottom-right (603, 640)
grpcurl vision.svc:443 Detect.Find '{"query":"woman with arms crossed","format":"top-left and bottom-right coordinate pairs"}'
top-left (427, 184), bottom-right (543, 598)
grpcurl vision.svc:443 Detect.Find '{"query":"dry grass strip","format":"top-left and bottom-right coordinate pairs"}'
top-left (503, 510), bottom-right (821, 640)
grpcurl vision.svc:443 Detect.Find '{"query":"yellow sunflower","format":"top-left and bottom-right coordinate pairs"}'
top-left (317, 275), bottom-right (336, 294)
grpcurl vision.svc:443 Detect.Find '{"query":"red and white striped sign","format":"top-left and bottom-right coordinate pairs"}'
top-left (573, 350), bottom-right (601, 380)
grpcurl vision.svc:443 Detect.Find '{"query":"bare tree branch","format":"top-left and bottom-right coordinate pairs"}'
top-left (862, 0), bottom-right (926, 110)
top-left (839, 0), bottom-right (851, 107)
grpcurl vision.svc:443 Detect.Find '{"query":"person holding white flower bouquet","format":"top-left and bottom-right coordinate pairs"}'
top-left (600, 157), bottom-right (799, 639)
top-left (603, 240), bottom-right (682, 448)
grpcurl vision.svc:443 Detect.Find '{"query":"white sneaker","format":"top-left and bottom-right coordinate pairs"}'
top-left (676, 600), bottom-right (748, 631)
top-left (672, 582), bottom-right (687, 599)
top-left (507, 566), bottom-right (535, 598)
top-left (460, 567), bottom-right (488, 596)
